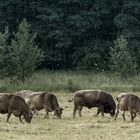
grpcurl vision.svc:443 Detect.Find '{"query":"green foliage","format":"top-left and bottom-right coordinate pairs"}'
top-left (0, 27), bottom-right (9, 48)
top-left (77, 40), bottom-right (111, 71)
top-left (110, 35), bottom-right (137, 77)
top-left (0, 27), bottom-right (12, 78)
top-left (0, 19), bottom-right (44, 82)
top-left (0, 1), bottom-right (140, 70)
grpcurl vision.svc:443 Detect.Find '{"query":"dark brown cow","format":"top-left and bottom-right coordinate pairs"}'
top-left (0, 94), bottom-right (33, 123)
top-left (69, 90), bottom-right (116, 118)
top-left (27, 92), bottom-right (63, 119)
top-left (115, 94), bottom-right (140, 122)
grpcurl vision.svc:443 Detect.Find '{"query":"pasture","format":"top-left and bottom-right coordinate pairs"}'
top-left (0, 71), bottom-right (140, 140)
top-left (0, 92), bottom-right (140, 140)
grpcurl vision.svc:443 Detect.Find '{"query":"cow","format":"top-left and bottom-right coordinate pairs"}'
top-left (26, 92), bottom-right (63, 119)
top-left (69, 90), bottom-right (116, 118)
top-left (16, 90), bottom-right (44, 115)
top-left (0, 94), bottom-right (33, 123)
top-left (115, 94), bottom-right (140, 122)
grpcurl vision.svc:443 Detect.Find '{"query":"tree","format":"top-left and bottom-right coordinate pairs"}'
top-left (109, 35), bottom-right (137, 77)
top-left (0, 19), bottom-right (44, 82)
top-left (0, 0), bottom-right (140, 71)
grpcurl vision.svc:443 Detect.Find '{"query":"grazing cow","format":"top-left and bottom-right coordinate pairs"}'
top-left (27, 92), bottom-right (63, 119)
top-left (16, 90), bottom-right (44, 114)
top-left (115, 94), bottom-right (140, 122)
top-left (0, 94), bottom-right (33, 123)
top-left (69, 90), bottom-right (116, 118)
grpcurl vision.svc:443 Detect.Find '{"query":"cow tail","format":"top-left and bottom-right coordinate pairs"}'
top-left (68, 97), bottom-right (74, 102)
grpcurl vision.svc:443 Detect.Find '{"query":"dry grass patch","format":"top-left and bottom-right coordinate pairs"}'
top-left (0, 92), bottom-right (140, 140)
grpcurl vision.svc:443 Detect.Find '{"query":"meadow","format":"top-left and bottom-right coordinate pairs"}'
top-left (0, 70), bottom-right (140, 93)
top-left (0, 92), bottom-right (140, 140)
top-left (0, 71), bottom-right (140, 140)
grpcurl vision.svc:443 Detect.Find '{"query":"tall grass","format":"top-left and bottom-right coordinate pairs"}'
top-left (0, 70), bottom-right (140, 93)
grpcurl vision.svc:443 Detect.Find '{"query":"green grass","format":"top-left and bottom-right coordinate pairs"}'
top-left (0, 92), bottom-right (140, 140)
top-left (0, 70), bottom-right (140, 93)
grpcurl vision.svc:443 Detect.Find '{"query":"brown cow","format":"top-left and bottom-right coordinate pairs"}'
top-left (115, 94), bottom-right (140, 122)
top-left (27, 92), bottom-right (63, 119)
top-left (69, 90), bottom-right (116, 118)
top-left (0, 94), bottom-right (33, 123)
top-left (16, 90), bottom-right (44, 115)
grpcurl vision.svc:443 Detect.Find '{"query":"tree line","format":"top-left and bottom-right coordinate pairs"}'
top-left (0, 0), bottom-right (139, 80)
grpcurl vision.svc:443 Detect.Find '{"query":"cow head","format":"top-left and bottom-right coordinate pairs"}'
top-left (104, 107), bottom-right (115, 117)
top-left (54, 108), bottom-right (64, 119)
top-left (24, 112), bottom-right (33, 123)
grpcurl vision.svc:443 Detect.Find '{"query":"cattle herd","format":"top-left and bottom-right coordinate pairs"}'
top-left (0, 89), bottom-right (139, 123)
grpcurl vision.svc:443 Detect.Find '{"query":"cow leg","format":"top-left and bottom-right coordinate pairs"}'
top-left (44, 109), bottom-right (49, 119)
top-left (96, 106), bottom-right (104, 117)
top-left (133, 113), bottom-right (136, 119)
top-left (130, 112), bottom-right (134, 122)
top-left (100, 105), bottom-right (104, 117)
top-left (101, 111), bottom-right (104, 117)
top-left (130, 112), bottom-right (136, 122)
top-left (95, 108), bottom-right (100, 116)
top-left (78, 106), bottom-right (83, 117)
top-left (7, 110), bottom-right (12, 122)
top-left (122, 110), bottom-right (126, 121)
top-left (114, 106), bottom-right (119, 120)
top-left (19, 115), bottom-right (23, 123)
top-left (73, 105), bottom-right (78, 118)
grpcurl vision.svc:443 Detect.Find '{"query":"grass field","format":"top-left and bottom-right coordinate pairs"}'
top-left (0, 92), bottom-right (140, 140)
top-left (0, 71), bottom-right (140, 140)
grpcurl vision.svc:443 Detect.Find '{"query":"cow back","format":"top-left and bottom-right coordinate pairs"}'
top-left (73, 90), bottom-right (102, 108)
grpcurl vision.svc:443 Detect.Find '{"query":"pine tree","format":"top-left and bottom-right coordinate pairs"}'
top-left (0, 19), bottom-right (44, 82)
top-left (110, 35), bottom-right (137, 77)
